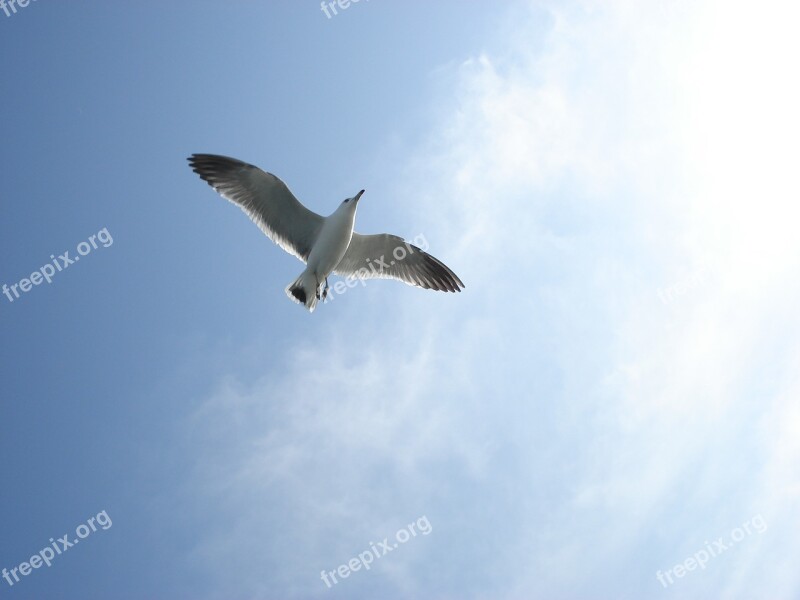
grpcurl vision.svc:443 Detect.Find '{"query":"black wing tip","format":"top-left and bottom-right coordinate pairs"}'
top-left (187, 153), bottom-right (220, 167)
top-left (414, 249), bottom-right (464, 293)
top-left (187, 152), bottom-right (236, 162)
top-left (403, 243), bottom-right (464, 292)
top-left (428, 256), bottom-right (465, 292)
top-left (187, 153), bottom-right (254, 172)
top-left (187, 154), bottom-right (257, 190)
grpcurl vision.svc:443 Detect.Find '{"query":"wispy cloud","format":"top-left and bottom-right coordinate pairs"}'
top-left (170, 1), bottom-right (800, 598)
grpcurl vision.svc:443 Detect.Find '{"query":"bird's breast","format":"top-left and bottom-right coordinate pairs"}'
top-left (307, 210), bottom-right (355, 276)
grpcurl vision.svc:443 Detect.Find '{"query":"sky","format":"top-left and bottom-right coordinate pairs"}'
top-left (1, 1), bottom-right (799, 599)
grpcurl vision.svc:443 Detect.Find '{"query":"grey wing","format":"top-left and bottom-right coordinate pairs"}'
top-left (188, 154), bottom-right (324, 262)
top-left (334, 233), bottom-right (464, 292)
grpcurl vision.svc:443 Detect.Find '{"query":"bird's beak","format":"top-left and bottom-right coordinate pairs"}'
top-left (355, 189), bottom-right (365, 202)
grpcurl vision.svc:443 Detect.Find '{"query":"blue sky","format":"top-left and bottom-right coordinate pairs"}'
top-left (2, 1), bottom-right (799, 598)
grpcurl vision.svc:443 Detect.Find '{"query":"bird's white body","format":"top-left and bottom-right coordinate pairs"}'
top-left (306, 200), bottom-right (357, 286)
top-left (188, 154), bottom-right (463, 313)
top-left (289, 199), bottom-right (358, 310)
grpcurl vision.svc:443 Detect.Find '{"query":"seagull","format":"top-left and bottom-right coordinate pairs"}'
top-left (188, 154), bottom-right (464, 312)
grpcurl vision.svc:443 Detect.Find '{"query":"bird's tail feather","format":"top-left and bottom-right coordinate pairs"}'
top-left (285, 270), bottom-right (319, 313)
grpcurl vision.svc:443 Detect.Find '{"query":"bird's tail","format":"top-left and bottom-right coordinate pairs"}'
top-left (285, 269), bottom-right (319, 313)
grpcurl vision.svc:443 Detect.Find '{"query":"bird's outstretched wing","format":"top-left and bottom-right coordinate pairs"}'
top-left (334, 233), bottom-right (464, 292)
top-left (188, 154), bottom-right (324, 262)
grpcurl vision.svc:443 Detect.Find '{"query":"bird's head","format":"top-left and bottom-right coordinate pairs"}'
top-left (341, 189), bottom-right (365, 209)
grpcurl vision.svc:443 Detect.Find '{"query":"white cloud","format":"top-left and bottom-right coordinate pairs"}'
top-left (173, 1), bottom-right (800, 597)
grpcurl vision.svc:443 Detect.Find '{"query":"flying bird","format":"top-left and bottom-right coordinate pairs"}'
top-left (188, 154), bottom-right (464, 312)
